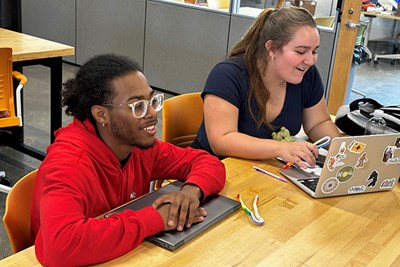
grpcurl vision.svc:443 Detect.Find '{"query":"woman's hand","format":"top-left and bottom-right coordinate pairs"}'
top-left (277, 141), bottom-right (318, 168)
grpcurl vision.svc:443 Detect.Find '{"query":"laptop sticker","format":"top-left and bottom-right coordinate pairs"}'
top-left (337, 142), bottom-right (347, 159)
top-left (380, 178), bottom-right (396, 189)
top-left (394, 138), bottom-right (400, 148)
top-left (321, 177), bottom-right (339, 194)
top-left (355, 153), bottom-right (368, 169)
top-left (336, 165), bottom-right (355, 182)
top-left (327, 156), bottom-right (345, 171)
top-left (383, 146), bottom-right (400, 165)
top-left (348, 140), bottom-right (366, 154)
top-left (395, 138), bottom-right (400, 147)
top-left (348, 185), bottom-right (366, 194)
top-left (366, 170), bottom-right (379, 187)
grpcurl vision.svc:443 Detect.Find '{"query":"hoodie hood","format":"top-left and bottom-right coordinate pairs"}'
top-left (48, 118), bottom-right (121, 170)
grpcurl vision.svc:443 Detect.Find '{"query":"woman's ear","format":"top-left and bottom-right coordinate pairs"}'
top-left (265, 40), bottom-right (275, 59)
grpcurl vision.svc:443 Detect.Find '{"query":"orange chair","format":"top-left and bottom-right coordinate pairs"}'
top-left (207, 0), bottom-right (230, 9)
top-left (3, 169), bottom-right (37, 253)
top-left (0, 47), bottom-right (28, 128)
top-left (162, 92), bottom-right (203, 148)
top-left (153, 92), bottom-right (203, 190)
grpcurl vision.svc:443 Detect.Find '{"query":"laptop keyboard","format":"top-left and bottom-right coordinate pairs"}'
top-left (299, 178), bottom-right (319, 192)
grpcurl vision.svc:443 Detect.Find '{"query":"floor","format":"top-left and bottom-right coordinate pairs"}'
top-left (347, 41), bottom-right (400, 106)
top-left (0, 42), bottom-right (399, 260)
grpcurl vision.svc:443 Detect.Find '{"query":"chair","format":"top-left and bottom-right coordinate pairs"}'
top-left (0, 171), bottom-right (12, 194)
top-left (152, 92), bottom-right (203, 190)
top-left (373, 35), bottom-right (400, 64)
top-left (3, 169), bottom-right (37, 253)
top-left (314, 16), bottom-right (335, 28)
top-left (350, 20), bottom-right (370, 99)
top-left (373, 4), bottom-right (400, 64)
top-left (172, 0), bottom-right (197, 5)
top-left (0, 47), bottom-right (28, 128)
top-left (162, 92), bottom-right (203, 148)
top-left (207, 0), bottom-right (230, 9)
top-left (1, 47), bottom-right (28, 193)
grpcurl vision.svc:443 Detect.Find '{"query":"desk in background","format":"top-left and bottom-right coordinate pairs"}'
top-left (0, 28), bottom-right (75, 160)
top-left (1, 157), bottom-right (400, 266)
top-left (361, 11), bottom-right (400, 63)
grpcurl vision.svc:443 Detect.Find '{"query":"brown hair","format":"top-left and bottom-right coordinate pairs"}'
top-left (229, 7), bottom-right (317, 128)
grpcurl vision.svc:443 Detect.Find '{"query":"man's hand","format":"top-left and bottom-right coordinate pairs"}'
top-left (152, 184), bottom-right (206, 231)
top-left (156, 204), bottom-right (207, 231)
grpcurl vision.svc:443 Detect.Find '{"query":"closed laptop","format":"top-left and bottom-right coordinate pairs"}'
top-left (104, 181), bottom-right (240, 250)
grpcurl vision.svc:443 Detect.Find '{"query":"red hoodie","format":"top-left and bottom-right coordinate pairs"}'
top-left (31, 118), bottom-right (225, 266)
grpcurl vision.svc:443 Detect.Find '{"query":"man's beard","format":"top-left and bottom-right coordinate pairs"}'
top-left (110, 119), bottom-right (156, 150)
top-left (135, 139), bottom-right (156, 150)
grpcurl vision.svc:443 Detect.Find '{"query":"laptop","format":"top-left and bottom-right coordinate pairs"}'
top-left (280, 133), bottom-right (400, 198)
top-left (104, 181), bottom-right (240, 250)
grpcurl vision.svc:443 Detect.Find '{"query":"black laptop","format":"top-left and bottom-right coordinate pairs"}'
top-left (104, 181), bottom-right (240, 251)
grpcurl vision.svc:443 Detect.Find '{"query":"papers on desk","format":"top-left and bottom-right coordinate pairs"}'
top-left (379, 0), bottom-right (398, 10)
top-left (366, 7), bottom-right (394, 15)
top-left (367, 0), bottom-right (398, 14)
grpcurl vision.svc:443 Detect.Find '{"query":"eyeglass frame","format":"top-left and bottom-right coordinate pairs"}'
top-left (102, 93), bottom-right (164, 119)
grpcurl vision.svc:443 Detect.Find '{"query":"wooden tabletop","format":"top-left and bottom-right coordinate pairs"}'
top-left (0, 28), bottom-right (74, 62)
top-left (1, 157), bottom-right (400, 266)
top-left (361, 11), bottom-right (400, 21)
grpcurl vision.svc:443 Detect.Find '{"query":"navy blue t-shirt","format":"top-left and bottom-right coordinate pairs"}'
top-left (195, 56), bottom-right (324, 155)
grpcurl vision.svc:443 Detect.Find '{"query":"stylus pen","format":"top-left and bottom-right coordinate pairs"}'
top-left (282, 161), bottom-right (294, 169)
top-left (252, 166), bottom-right (288, 183)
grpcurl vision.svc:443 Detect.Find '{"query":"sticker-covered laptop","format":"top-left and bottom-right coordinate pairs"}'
top-left (104, 181), bottom-right (241, 250)
top-left (280, 134), bottom-right (400, 198)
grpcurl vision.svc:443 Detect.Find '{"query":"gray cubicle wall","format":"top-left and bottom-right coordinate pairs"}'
top-left (228, 15), bottom-right (252, 51)
top-left (20, 0), bottom-right (337, 95)
top-left (76, 0), bottom-right (146, 67)
top-left (21, 0), bottom-right (76, 63)
top-left (317, 30), bottom-right (335, 90)
top-left (144, 0), bottom-right (230, 94)
top-left (228, 14), bottom-right (335, 90)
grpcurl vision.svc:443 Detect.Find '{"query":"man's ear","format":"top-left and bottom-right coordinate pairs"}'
top-left (91, 105), bottom-right (108, 126)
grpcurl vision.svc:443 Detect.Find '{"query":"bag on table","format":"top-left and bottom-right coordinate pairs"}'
top-left (335, 98), bottom-right (400, 135)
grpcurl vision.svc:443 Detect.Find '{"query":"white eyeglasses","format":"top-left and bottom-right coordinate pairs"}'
top-left (103, 93), bottom-right (164, 118)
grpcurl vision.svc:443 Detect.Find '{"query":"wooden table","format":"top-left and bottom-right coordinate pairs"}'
top-left (1, 157), bottom-right (400, 266)
top-left (0, 28), bottom-right (75, 160)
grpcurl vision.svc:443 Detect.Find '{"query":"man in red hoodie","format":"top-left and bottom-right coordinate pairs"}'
top-left (31, 54), bottom-right (226, 266)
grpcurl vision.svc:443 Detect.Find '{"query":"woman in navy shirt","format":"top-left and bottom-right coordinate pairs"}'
top-left (192, 7), bottom-right (340, 168)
